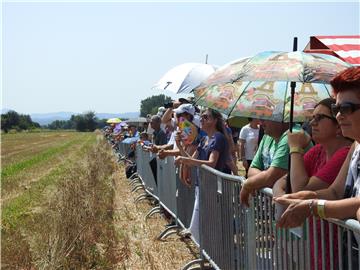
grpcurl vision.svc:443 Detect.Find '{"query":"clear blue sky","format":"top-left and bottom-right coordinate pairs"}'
top-left (2, 1), bottom-right (359, 114)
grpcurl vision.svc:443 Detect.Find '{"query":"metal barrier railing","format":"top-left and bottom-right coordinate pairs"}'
top-left (118, 141), bottom-right (131, 159)
top-left (135, 145), bottom-right (158, 200)
top-left (157, 156), bottom-right (177, 217)
top-left (197, 164), bottom-right (360, 270)
top-left (115, 141), bottom-right (360, 270)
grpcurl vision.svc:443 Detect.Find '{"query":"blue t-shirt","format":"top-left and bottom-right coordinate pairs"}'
top-left (197, 131), bottom-right (228, 172)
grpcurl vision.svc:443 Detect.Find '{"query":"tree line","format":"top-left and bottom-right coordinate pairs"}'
top-left (2, 94), bottom-right (172, 133)
top-left (1, 110), bottom-right (108, 133)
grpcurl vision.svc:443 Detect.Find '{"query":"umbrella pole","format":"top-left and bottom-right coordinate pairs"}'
top-left (285, 37), bottom-right (298, 194)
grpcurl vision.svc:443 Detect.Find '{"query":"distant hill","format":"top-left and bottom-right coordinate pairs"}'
top-left (29, 111), bottom-right (139, 125)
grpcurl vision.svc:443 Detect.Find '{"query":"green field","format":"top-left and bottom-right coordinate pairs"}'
top-left (1, 131), bottom-right (119, 269)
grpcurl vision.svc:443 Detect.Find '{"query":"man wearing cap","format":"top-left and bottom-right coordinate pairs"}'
top-left (143, 115), bottom-right (167, 153)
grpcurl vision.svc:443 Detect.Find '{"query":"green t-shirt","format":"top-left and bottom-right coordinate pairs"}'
top-left (251, 128), bottom-right (312, 171)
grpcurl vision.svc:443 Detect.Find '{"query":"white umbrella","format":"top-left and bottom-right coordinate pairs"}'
top-left (152, 63), bottom-right (217, 94)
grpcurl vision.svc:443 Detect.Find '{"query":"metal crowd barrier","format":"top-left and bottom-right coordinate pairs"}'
top-left (196, 164), bottom-right (360, 270)
top-left (117, 141), bottom-right (131, 158)
top-left (114, 141), bottom-right (360, 270)
top-left (135, 145), bottom-right (158, 200)
top-left (157, 156), bottom-right (177, 217)
top-left (176, 166), bottom-right (197, 230)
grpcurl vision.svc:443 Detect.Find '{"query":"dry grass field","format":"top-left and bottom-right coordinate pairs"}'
top-left (1, 131), bottom-right (200, 269)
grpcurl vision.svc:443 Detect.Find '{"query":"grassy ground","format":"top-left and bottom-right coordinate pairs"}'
top-left (1, 131), bottom-right (201, 269)
top-left (1, 131), bottom-right (120, 269)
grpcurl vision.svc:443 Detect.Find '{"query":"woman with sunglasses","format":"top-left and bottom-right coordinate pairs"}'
top-left (274, 67), bottom-right (360, 222)
top-left (273, 98), bottom-right (352, 196)
top-left (174, 108), bottom-right (229, 241)
top-left (272, 97), bottom-right (352, 269)
top-left (273, 67), bottom-right (360, 266)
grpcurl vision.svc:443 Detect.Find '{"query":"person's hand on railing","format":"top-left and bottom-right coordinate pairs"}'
top-left (273, 197), bottom-right (312, 228)
top-left (240, 182), bottom-right (254, 207)
top-left (275, 190), bottom-right (317, 201)
top-left (174, 156), bottom-right (184, 166)
top-left (150, 145), bottom-right (159, 153)
top-left (180, 164), bottom-right (191, 187)
top-left (158, 149), bottom-right (167, 159)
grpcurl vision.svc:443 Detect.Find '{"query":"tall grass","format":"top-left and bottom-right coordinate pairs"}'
top-left (2, 136), bottom-right (120, 269)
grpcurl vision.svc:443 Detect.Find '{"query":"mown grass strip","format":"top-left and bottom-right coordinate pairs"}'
top-left (2, 134), bottom-right (96, 231)
top-left (1, 136), bottom-right (84, 181)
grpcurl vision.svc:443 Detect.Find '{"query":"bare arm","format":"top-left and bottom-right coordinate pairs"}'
top-left (272, 175), bottom-right (287, 197)
top-left (161, 108), bottom-right (173, 124)
top-left (315, 143), bottom-right (354, 200)
top-left (324, 197), bottom-right (360, 219)
top-left (177, 150), bottom-right (220, 168)
top-left (290, 152), bottom-right (330, 192)
top-left (278, 143), bottom-right (355, 201)
top-left (245, 166), bottom-right (288, 190)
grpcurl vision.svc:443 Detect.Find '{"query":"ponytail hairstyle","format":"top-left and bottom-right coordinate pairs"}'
top-left (207, 108), bottom-right (226, 135)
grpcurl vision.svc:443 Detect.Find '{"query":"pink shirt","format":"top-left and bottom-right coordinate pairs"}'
top-left (303, 143), bottom-right (350, 270)
top-left (304, 144), bottom-right (350, 184)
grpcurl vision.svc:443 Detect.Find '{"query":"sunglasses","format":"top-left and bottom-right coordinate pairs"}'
top-left (310, 113), bottom-right (336, 123)
top-left (331, 102), bottom-right (360, 117)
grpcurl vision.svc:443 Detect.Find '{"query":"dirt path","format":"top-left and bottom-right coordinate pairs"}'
top-left (113, 164), bottom-right (198, 270)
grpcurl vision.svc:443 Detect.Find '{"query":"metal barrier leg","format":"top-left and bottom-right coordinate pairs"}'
top-left (157, 225), bottom-right (179, 240)
top-left (145, 206), bottom-right (161, 220)
top-left (131, 184), bottom-right (145, 193)
top-left (134, 193), bottom-right (153, 204)
top-left (129, 173), bottom-right (139, 180)
top-left (129, 178), bottom-right (141, 186)
top-left (181, 258), bottom-right (206, 270)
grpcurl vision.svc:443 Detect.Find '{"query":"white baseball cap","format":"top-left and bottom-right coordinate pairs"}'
top-left (173, 103), bottom-right (195, 116)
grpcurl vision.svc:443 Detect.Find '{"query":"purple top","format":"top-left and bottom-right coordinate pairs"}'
top-left (197, 131), bottom-right (228, 172)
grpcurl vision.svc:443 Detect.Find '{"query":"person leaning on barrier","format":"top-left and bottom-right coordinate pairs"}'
top-left (272, 97), bottom-right (352, 270)
top-left (157, 103), bottom-right (200, 160)
top-left (273, 98), bottom-right (352, 197)
top-left (239, 119), bottom-right (313, 207)
top-left (174, 108), bottom-right (230, 240)
top-left (143, 115), bottom-right (168, 152)
top-left (273, 66), bottom-right (360, 226)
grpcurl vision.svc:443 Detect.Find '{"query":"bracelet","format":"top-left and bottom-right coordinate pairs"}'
top-left (317, 199), bottom-right (326, 219)
top-left (308, 200), bottom-right (315, 216)
top-left (289, 146), bottom-right (305, 155)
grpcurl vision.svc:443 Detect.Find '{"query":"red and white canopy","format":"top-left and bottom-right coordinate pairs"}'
top-left (304, 35), bottom-right (360, 65)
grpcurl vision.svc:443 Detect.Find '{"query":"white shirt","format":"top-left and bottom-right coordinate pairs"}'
top-left (344, 142), bottom-right (360, 198)
top-left (239, 124), bottom-right (259, 160)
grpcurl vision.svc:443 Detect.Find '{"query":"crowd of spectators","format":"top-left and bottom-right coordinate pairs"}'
top-left (105, 66), bottom-right (360, 268)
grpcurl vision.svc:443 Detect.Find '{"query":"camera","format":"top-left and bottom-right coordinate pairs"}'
top-left (164, 102), bottom-right (173, 109)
